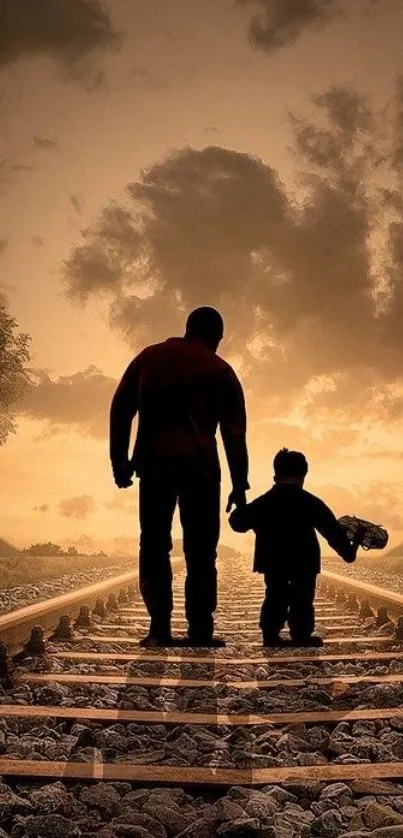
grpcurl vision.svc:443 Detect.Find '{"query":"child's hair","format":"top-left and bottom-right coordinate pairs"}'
top-left (273, 447), bottom-right (308, 481)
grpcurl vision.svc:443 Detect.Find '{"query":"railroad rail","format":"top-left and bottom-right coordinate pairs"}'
top-left (0, 558), bottom-right (402, 809)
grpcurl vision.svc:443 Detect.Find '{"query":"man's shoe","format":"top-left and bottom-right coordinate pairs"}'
top-left (291, 634), bottom-right (324, 648)
top-left (139, 633), bottom-right (176, 648)
top-left (262, 635), bottom-right (289, 648)
top-left (181, 635), bottom-right (226, 648)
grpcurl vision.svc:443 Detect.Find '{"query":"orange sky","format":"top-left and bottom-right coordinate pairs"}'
top-left (1, 0), bottom-right (403, 556)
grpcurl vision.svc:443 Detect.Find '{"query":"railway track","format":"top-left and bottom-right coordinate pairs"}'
top-left (0, 559), bottom-right (403, 836)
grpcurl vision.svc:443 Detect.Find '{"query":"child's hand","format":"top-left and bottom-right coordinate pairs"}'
top-left (352, 525), bottom-right (366, 549)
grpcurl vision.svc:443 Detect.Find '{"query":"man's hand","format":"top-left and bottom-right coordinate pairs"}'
top-left (226, 489), bottom-right (246, 514)
top-left (113, 463), bottom-right (135, 489)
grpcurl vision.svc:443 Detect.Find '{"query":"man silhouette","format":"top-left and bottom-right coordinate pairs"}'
top-left (109, 307), bottom-right (249, 647)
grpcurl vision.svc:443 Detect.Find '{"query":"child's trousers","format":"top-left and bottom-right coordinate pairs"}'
top-left (261, 566), bottom-right (318, 640)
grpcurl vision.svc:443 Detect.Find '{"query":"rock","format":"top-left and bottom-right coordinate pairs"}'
top-left (320, 784), bottom-right (353, 807)
top-left (311, 810), bottom-right (344, 837)
top-left (213, 799), bottom-right (246, 822)
top-left (262, 787), bottom-right (298, 804)
top-left (0, 791), bottom-right (32, 820)
top-left (141, 788), bottom-right (190, 810)
top-left (378, 733), bottom-right (403, 759)
top-left (226, 788), bottom-right (254, 805)
top-left (112, 811), bottom-right (167, 837)
top-left (337, 833), bottom-right (371, 837)
top-left (244, 795), bottom-right (278, 821)
top-left (24, 814), bottom-right (81, 838)
top-left (216, 818), bottom-right (272, 836)
top-left (176, 817), bottom-right (219, 838)
top-left (276, 734), bottom-right (311, 754)
top-left (152, 805), bottom-right (194, 836)
top-left (372, 829), bottom-right (403, 838)
top-left (282, 780), bottom-right (323, 800)
top-left (348, 813), bottom-right (367, 832)
top-left (112, 827), bottom-right (153, 838)
top-left (363, 804), bottom-right (403, 830)
top-left (120, 790), bottom-right (151, 809)
top-left (10, 816), bottom-right (27, 838)
top-left (94, 730), bottom-right (128, 752)
top-left (70, 747), bottom-right (104, 763)
top-left (80, 784), bottom-right (121, 815)
top-left (29, 784), bottom-right (71, 816)
top-left (108, 783), bottom-right (132, 798)
top-left (350, 781), bottom-right (403, 797)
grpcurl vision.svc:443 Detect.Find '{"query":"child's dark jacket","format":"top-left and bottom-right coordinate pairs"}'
top-left (229, 484), bottom-right (356, 574)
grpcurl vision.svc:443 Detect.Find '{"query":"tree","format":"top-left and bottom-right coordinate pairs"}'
top-left (0, 298), bottom-right (31, 446)
top-left (23, 542), bottom-right (63, 556)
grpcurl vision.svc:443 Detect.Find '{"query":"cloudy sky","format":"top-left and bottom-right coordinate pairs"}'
top-left (1, 0), bottom-right (403, 557)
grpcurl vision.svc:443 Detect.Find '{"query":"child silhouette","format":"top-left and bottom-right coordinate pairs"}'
top-left (229, 447), bottom-right (364, 647)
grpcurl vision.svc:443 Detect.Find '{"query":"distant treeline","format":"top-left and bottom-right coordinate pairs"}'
top-left (0, 552), bottom-right (129, 590)
top-left (19, 542), bottom-right (108, 558)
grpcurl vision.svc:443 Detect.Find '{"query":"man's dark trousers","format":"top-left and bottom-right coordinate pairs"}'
top-left (261, 561), bottom-right (318, 641)
top-left (138, 457), bottom-right (220, 639)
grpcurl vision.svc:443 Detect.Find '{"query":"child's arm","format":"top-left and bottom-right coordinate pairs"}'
top-left (229, 499), bottom-right (261, 533)
top-left (313, 499), bottom-right (358, 562)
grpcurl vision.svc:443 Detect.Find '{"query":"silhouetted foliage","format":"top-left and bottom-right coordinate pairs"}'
top-left (0, 299), bottom-right (31, 446)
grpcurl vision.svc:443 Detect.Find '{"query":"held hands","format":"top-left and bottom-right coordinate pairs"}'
top-left (226, 489), bottom-right (247, 514)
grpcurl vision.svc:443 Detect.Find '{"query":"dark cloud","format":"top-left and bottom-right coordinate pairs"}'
top-left (31, 236), bottom-right (45, 248)
top-left (64, 146), bottom-right (288, 360)
top-left (58, 495), bottom-right (96, 519)
top-left (0, 0), bottom-right (119, 75)
top-left (131, 67), bottom-right (170, 92)
top-left (70, 194), bottom-right (85, 215)
top-left (0, 239), bottom-right (8, 255)
top-left (18, 365), bottom-right (116, 438)
top-left (33, 503), bottom-right (49, 513)
top-left (240, 0), bottom-right (394, 55)
top-left (33, 136), bottom-right (59, 153)
top-left (240, 0), bottom-right (341, 54)
top-left (63, 80), bottom-right (403, 430)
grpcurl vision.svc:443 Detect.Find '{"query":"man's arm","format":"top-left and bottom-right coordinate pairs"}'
top-left (109, 357), bottom-right (140, 485)
top-left (313, 498), bottom-right (357, 562)
top-left (218, 365), bottom-right (250, 504)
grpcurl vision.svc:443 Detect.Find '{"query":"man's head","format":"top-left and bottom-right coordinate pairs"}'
top-left (185, 307), bottom-right (224, 351)
top-left (273, 447), bottom-right (308, 488)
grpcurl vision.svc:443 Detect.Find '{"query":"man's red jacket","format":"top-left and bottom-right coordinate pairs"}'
top-left (110, 336), bottom-right (249, 490)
